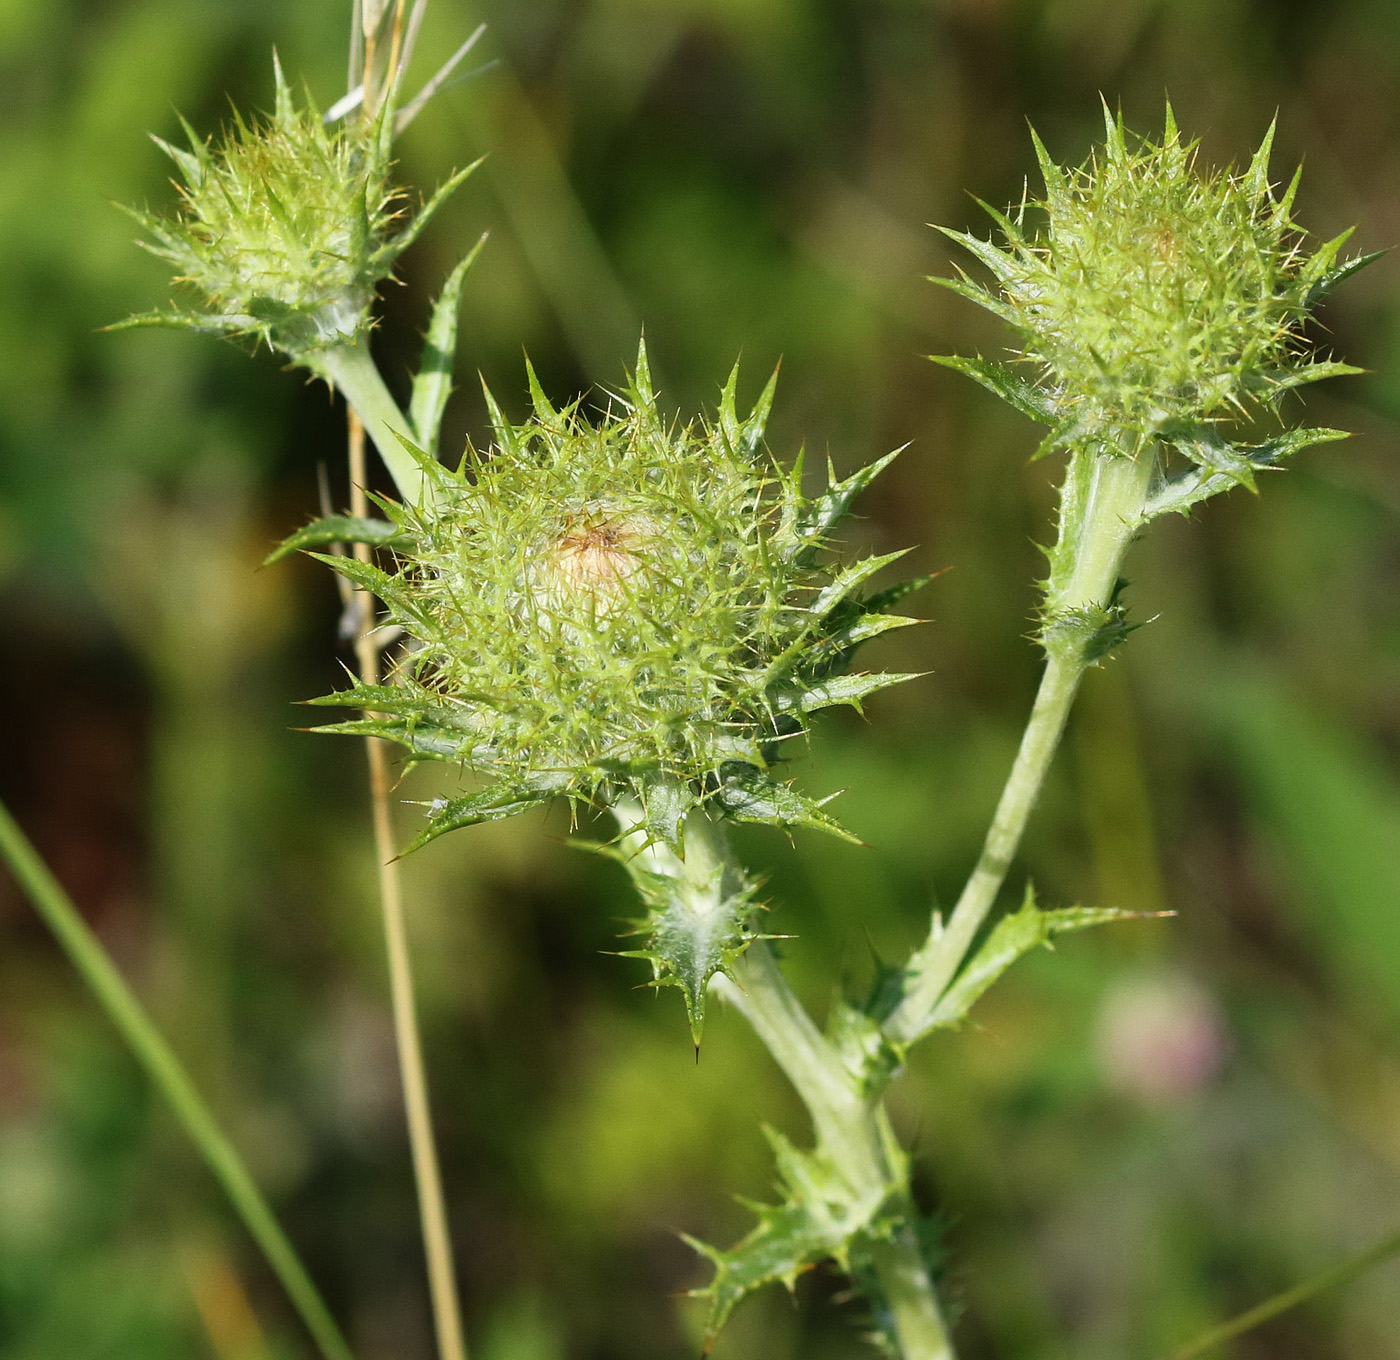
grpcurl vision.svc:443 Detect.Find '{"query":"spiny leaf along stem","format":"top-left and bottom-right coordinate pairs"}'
top-left (718, 942), bottom-right (955, 1359)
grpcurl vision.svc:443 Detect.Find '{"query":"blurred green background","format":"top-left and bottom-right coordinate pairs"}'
top-left (2, 1), bottom-right (1399, 1356)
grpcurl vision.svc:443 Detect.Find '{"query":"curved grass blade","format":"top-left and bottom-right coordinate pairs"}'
top-left (1162, 1222), bottom-right (1400, 1360)
top-left (0, 801), bottom-right (355, 1360)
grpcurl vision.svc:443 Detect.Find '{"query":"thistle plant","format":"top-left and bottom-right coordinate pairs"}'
top-left (109, 11), bottom-right (492, 1360)
top-left (939, 107), bottom-right (1358, 465)
top-left (2, 19), bottom-right (1385, 1359)
top-left (117, 42), bottom-right (481, 504)
top-left (300, 362), bottom-right (912, 847)
top-left (257, 104), bottom-right (1370, 1357)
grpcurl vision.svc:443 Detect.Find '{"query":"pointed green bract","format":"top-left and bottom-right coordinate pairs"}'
top-left (610, 805), bottom-right (762, 1044)
top-left (401, 775), bottom-right (573, 855)
top-left (264, 514), bottom-right (409, 563)
top-left (309, 345), bottom-right (919, 851)
top-left (1144, 425), bottom-right (1349, 519)
top-left (711, 766), bottom-right (860, 843)
top-left (928, 354), bottom-right (1056, 425)
top-left (410, 235), bottom-right (488, 454)
top-left (789, 448), bottom-right (903, 566)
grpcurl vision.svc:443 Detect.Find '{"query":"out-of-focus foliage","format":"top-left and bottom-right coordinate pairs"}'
top-left (1, 1), bottom-right (1398, 1358)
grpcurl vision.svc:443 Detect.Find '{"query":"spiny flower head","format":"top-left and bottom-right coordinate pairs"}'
top-left (936, 105), bottom-right (1370, 464)
top-left (120, 57), bottom-right (476, 357)
top-left (294, 346), bottom-right (921, 854)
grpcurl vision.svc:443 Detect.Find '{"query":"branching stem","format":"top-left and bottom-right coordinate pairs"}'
top-left (718, 940), bottom-right (955, 1359)
top-left (722, 941), bottom-right (877, 1183)
top-left (886, 450), bottom-right (1155, 1046)
top-left (644, 799), bottom-right (955, 1360)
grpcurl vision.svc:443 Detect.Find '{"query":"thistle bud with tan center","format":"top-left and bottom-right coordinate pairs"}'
top-left (278, 344), bottom-right (923, 1036)
top-left (533, 505), bottom-right (653, 620)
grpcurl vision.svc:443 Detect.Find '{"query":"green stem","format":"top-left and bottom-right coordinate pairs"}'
top-left (723, 941), bottom-right (882, 1189)
top-left (886, 450), bottom-right (1155, 1046)
top-left (612, 800), bottom-right (952, 1356)
top-left (1163, 1223), bottom-right (1400, 1360)
top-left (312, 337), bottom-right (437, 507)
top-left (0, 800), bottom-right (355, 1360)
top-left (868, 1229), bottom-right (957, 1360)
top-left (719, 941), bottom-right (955, 1360)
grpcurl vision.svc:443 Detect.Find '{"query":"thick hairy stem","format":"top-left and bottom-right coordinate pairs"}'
top-left (612, 800), bottom-right (951, 1354)
top-left (313, 337), bottom-right (436, 508)
top-left (348, 412), bottom-right (469, 1360)
top-left (0, 801), bottom-right (355, 1360)
top-left (718, 941), bottom-right (955, 1360)
top-left (886, 451), bottom-right (1155, 1046)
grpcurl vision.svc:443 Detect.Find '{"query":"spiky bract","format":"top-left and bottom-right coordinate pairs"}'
top-left (936, 106), bottom-right (1369, 465)
top-left (607, 801), bottom-right (765, 1044)
top-left (120, 60), bottom-right (476, 357)
top-left (302, 348), bottom-right (919, 853)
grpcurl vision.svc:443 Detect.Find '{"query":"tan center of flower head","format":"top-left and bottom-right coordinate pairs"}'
top-left (548, 512), bottom-right (646, 610)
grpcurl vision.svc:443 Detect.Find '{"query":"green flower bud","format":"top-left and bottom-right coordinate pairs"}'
top-left (935, 105), bottom-right (1372, 469)
top-left (298, 346), bottom-right (922, 854)
top-left (119, 57), bottom-right (477, 359)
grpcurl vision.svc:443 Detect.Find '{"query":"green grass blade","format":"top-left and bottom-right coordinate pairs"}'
top-left (1162, 1223), bottom-right (1400, 1359)
top-left (0, 799), bottom-right (355, 1360)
